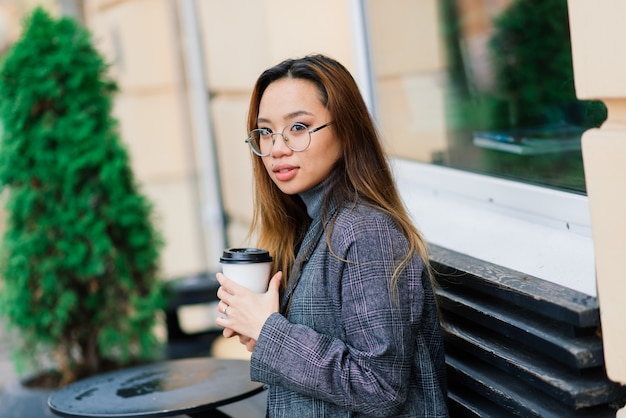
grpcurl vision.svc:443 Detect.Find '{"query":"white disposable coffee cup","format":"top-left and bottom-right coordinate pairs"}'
top-left (220, 248), bottom-right (273, 293)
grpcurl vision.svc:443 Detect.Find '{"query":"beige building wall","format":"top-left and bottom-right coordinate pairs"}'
top-left (0, 0), bottom-right (368, 278)
top-left (77, 0), bottom-right (359, 277)
top-left (568, 1), bottom-right (626, 415)
top-left (0, 2), bottom-right (23, 54)
top-left (367, 0), bottom-right (448, 162)
top-left (197, 0), bottom-right (357, 247)
top-left (83, 0), bottom-right (207, 279)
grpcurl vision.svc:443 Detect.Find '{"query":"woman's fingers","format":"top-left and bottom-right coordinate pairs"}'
top-left (215, 270), bottom-right (283, 342)
top-left (238, 335), bottom-right (257, 352)
top-left (268, 271), bottom-right (283, 293)
top-left (245, 339), bottom-right (257, 352)
top-left (216, 272), bottom-right (237, 298)
top-left (223, 327), bottom-right (238, 338)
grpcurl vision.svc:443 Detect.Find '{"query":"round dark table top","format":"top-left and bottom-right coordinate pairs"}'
top-left (48, 357), bottom-right (264, 417)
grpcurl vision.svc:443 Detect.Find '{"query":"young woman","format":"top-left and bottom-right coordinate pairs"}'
top-left (216, 54), bottom-right (448, 417)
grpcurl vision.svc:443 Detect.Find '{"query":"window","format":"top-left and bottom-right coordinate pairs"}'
top-left (366, 0), bottom-right (605, 192)
top-left (362, 0), bottom-right (599, 295)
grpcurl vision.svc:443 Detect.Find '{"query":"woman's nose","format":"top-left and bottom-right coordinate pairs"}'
top-left (270, 133), bottom-right (292, 156)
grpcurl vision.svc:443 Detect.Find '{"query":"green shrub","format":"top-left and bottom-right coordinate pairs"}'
top-left (0, 7), bottom-right (165, 387)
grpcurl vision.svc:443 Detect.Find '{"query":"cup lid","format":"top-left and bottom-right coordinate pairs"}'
top-left (220, 248), bottom-right (272, 264)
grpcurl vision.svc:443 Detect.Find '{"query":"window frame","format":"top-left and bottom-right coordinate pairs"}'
top-left (391, 158), bottom-right (596, 296)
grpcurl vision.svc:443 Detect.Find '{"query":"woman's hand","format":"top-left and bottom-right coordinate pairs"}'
top-left (221, 328), bottom-right (258, 352)
top-left (216, 271), bottom-right (282, 344)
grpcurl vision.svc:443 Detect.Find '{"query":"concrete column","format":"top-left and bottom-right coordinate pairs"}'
top-left (568, 1), bottom-right (626, 416)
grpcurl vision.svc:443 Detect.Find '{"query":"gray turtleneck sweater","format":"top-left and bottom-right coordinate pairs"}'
top-left (250, 182), bottom-right (448, 417)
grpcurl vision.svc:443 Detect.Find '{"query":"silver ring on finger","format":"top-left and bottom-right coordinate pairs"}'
top-left (223, 304), bottom-right (229, 315)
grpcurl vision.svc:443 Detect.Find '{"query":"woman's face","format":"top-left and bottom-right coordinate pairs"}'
top-left (257, 77), bottom-right (342, 195)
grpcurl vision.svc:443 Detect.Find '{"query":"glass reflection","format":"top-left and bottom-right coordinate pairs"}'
top-left (368, 0), bottom-right (606, 193)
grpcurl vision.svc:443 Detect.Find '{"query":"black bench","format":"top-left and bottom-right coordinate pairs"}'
top-left (431, 244), bottom-right (626, 417)
top-left (164, 271), bottom-right (222, 359)
top-left (164, 247), bottom-right (626, 416)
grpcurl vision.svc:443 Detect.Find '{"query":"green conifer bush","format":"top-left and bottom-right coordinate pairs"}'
top-left (489, 0), bottom-right (606, 127)
top-left (0, 7), bottom-right (165, 387)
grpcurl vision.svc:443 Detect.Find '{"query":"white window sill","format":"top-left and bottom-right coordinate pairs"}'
top-left (391, 158), bottom-right (597, 297)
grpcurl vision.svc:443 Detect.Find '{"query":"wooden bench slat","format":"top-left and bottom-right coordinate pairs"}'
top-left (437, 288), bottom-right (604, 369)
top-left (431, 244), bottom-right (600, 328)
top-left (443, 321), bottom-right (624, 408)
top-left (446, 353), bottom-right (618, 418)
top-left (447, 387), bottom-right (508, 418)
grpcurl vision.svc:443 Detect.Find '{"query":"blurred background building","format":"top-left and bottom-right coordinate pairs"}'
top-left (0, 0), bottom-right (624, 414)
top-left (0, 0), bottom-right (598, 280)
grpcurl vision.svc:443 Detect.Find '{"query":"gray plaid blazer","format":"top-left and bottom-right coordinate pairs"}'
top-left (251, 184), bottom-right (448, 417)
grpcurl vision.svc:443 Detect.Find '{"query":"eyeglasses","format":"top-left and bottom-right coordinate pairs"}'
top-left (245, 121), bottom-right (334, 157)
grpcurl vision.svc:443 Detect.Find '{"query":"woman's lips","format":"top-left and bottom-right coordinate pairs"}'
top-left (273, 164), bottom-right (299, 181)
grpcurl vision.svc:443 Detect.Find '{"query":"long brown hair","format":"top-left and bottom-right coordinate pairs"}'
top-left (247, 54), bottom-right (431, 296)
